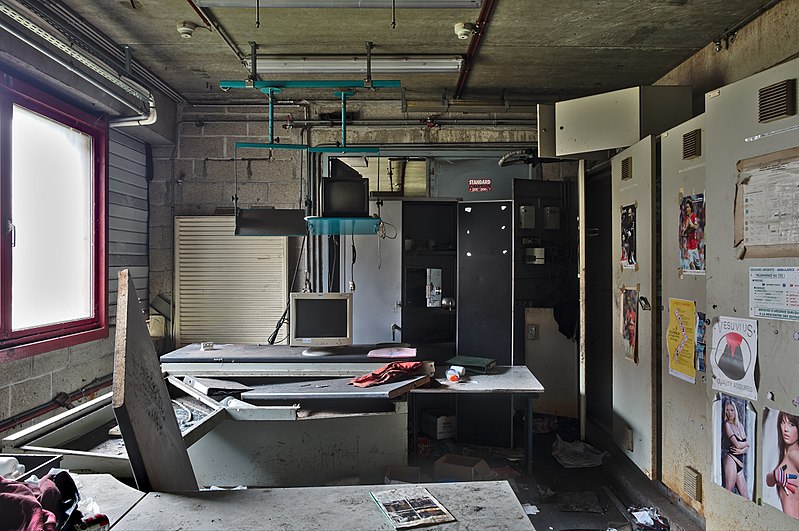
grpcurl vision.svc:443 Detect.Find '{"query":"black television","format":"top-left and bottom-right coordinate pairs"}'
top-left (321, 177), bottom-right (369, 218)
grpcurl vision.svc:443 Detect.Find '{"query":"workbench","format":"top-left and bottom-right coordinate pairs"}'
top-left (87, 477), bottom-right (534, 530)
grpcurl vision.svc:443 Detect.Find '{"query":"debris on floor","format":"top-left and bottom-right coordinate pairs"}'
top-left (552, 434), bottom-right (610, 468)
top-left (557, 491), bottom-right (604, 513)
top-left (522, 503), bottom-right (539, 515)
top-left (628, 505), bottom-right (669, 530)
top-left (536, 483), bottom-right (556, 500)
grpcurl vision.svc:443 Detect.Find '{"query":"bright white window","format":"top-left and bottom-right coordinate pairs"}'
top-left (0, 71), bottom-right (108, 361)
top-left (11, 106), bottom-right (94, 330)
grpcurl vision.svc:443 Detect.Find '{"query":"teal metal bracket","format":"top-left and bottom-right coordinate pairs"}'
top-left (306, 216), bottom-right (381, 236)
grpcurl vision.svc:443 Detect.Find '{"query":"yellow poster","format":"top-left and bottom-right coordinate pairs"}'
top-left (667, 298), bottom-right (697, 383)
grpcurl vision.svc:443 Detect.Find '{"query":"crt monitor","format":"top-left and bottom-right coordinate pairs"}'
top-left (321, 177), bottom-right (369, 218)
top-left (289, 292), bottom-right (353, 351)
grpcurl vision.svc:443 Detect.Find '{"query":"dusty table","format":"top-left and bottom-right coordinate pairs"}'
top-left (411, 366), bottom-right (545, 473)
top-left (111, 480), bottom-right (534, 530)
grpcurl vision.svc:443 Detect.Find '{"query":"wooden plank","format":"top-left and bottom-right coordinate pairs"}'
top-left (112, 269), bottom-right (198, 492)
top-left (242, 375), bottom-right (430, 401)
top-left (112, 480), bottom-right (533, 530)
top-left (411, 366), bottom-right (545, 394)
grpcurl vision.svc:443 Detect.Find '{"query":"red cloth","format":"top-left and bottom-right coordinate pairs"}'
top-left (350, 361), bottom-right (424, 388)
top-left (0, 476), bottom-right (58, 531)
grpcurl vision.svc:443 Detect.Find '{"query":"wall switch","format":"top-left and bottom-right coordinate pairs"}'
top-left (527, 324), bottom-right (538, 340)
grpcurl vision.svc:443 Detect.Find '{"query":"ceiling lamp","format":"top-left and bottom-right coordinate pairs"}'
top-left (247, 55), bottom-right (463, 74)
top-left (196, 0), bottom-right (481, 7)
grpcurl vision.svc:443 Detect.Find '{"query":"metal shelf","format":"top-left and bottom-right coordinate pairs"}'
top-left (305, 216), bottom-right (381, 236)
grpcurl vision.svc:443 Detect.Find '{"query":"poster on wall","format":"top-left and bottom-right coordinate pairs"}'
top-left (712, 394), bottom-right (756, 502)
top-left (696, 312), bottom-right (707, 372)
top-left (621, 287), bottom-right (639, 363)
top-left (620, 204), bottom-right (637, 269)
top-left (667, 298), bottom-right (696, 383)
top-left (762, 408), bottom-right (799, 521)
top-left (710, 317), bottom-right (758, 400)
top-left (679, 193), bottom-right (705, 274)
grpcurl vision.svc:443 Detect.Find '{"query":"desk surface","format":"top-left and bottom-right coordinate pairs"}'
top-left (412, 366), bottom-right (544, 394)
top-left (112, 480), bottom-right (534, 530)
top-left (160, 343), bottom-right (377, 363)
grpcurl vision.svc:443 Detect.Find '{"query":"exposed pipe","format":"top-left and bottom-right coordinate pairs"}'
top-left (185, 0), bottom-right (247, 66)
top-left (0, 18), bottom-right (148, 116)
top-left (453, 0), bottom-right (497, 100)
top-left (0, 375), bottom-right (112, 434)
top-left (110, 93), bottom-right (158, 127)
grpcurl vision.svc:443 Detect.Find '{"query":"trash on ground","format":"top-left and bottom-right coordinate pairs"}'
top-left (628, 506), bottom-right (669, 530)
top-left (557, 491), bottom-right (603, 513)
top-left (551, 435), bottom-right (610, 468)
top-left (522, 503), bottom-right (539, 515)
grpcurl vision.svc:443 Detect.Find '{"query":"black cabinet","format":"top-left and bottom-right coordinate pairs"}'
top-left (401, 201), bottom-right (457, 346)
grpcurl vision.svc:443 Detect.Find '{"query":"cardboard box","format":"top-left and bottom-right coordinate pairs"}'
top-left (420, 410), bottom-right (456, 440)
top-left (384, 465), bottom-right (422, 484)
top-left (434, 454), bottom-right (492, 482)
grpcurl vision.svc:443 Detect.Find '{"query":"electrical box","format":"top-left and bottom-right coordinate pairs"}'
top-left (426, 268), bottom-right (442, 307)
top-left (555, 86), bottom-right (691, 156)
top-left (519, 205), bottom-right (535, 229)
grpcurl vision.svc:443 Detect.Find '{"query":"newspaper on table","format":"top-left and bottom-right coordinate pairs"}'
top-left (370, 486), bottom-right (456, 528)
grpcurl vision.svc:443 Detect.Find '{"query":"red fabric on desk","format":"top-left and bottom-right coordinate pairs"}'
top-left (0, 475), bottom-right (59, 531)
top-left (350, 361), bottom-right (424, 388)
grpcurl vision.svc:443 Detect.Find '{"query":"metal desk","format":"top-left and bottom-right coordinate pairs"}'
top-left (411, 366), bottom-right (545, 473)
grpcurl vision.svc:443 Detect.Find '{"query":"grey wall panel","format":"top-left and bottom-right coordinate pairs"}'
top-left (703, 57), bottom-right (799, 531)
top-left (433, 158), bottom-right (529, 200)
top-left (108, 130), bottom-right (149, 322)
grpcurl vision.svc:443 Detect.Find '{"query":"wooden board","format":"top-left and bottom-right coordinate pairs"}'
top-left (242, 375), bottom-right (430, 401)
top-left (112, 480), bottom-right (533, 530)
top-left (410, 366), bottom-right (544, 394)
top-left (112, 269), bottom-right (198, 492)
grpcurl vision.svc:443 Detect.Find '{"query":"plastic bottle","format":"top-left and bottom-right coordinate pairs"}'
top-left (446, 365), bottom-right (466, 382)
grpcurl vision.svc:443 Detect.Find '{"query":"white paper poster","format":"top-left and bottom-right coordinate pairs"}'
top-left (750, 267), bottom-right (799, 322)
top-left (710, 317), bottom-right (758, 400)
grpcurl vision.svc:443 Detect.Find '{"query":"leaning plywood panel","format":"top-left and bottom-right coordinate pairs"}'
top-left (112, 269), bottom-right (198, 492)
top-left (704, 57), bottom-right (799, 530)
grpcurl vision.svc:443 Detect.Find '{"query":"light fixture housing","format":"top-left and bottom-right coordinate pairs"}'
top-left (247, 55), bottom-right (463, 74)
top-left (197, 0), bottom-right (481, 7)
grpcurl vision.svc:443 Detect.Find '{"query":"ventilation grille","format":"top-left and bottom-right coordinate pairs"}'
top-left (683, 466), bottom-right (702, 502)
top-left (623, 426), bottom-right (634, 452)
top-left (758, 79), bottom-right (796, 123)
top-left (621, 157), bottom-right (633, 181)
top-left (682, 129), bottom-right (701, 160)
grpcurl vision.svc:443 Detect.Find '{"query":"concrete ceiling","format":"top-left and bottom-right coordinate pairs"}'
top-left (18, 1), bottom-right (780, 105)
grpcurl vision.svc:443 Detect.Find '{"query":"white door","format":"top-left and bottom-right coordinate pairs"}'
top-left (611, 136), bottom-right (658, 478)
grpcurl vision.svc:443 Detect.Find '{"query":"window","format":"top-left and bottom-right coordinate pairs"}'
top-left (0, 71), bottom-right (108, 361)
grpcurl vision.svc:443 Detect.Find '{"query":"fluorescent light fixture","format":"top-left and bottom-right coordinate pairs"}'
top-left (197, 0), bottom-right (481, 7)
top-left (247, 55), bottom-right (463, 74)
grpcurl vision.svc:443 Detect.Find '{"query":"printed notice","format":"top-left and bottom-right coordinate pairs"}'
top-left (749, 267), bottom-right (799, 321)
top-left (742, 162), bottom-right (799, 247)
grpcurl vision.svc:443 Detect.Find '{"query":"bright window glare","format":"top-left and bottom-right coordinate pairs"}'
top-left (11, 105), bottom-right (94, 330)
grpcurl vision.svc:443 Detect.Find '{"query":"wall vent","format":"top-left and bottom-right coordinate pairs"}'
top-left (758, 79), bottom-right (796, 123)
top-left (682, 129), bottom-right (701, 160)
top-left (623, 426), bottom-right (634, 452)
top-left (621, 157), bottom-right (633, 181)
top-left (683, 466), bottom-right (702, 502)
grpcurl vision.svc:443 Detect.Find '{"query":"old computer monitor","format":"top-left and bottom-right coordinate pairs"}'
top-left (321, 177), bottom-right (369, 218)
top-left (289, 292), bottom-right (353, 356)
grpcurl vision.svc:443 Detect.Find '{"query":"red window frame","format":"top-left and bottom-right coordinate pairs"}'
top-left (0, 70), bottom-right (108, 363)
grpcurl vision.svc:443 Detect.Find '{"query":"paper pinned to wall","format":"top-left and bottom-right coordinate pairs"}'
top-left (749, 266), bottom-right (799, 322)
top-left (710, 317), bottom-right (758, 400)
top-left (734, 147), bottom-right (799, 258)
top-left (667, 298), bottom-right (696, 383)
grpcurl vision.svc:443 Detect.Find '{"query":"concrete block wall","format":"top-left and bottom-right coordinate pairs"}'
top-left (0, 334), bottom-right (115, 440)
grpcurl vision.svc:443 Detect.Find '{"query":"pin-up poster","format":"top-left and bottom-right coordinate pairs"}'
top-left (713, 394), bottom-right (756, 501)
top-left (620, 205), bottom-right (637, 269)
top-left (763, 408), bottom-right (799, 521)
top-left (621, 287), bottom-right (639, 363)
top-left (710, 317), bottom-right (758, 400)
top-left (679, 193), bottom-right (705, 274)
top-left (667, 298), bottom-right (696, 383)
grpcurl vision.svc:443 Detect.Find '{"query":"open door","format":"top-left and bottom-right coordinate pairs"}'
top-left (610, 136), bottom-right (659, 478)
